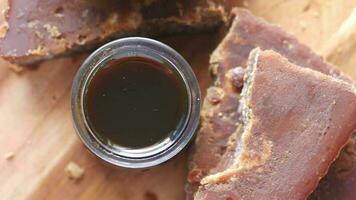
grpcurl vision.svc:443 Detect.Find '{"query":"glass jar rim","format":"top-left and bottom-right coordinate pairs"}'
top-left (71, 37), bottom-right (201, 168)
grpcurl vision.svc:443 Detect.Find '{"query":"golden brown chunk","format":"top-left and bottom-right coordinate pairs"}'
top-left (186, 8), bottom-right (352, 199)
top-left (3, 151), bottom-right (15, 160)
top-left (195, 49), bottom-right (356, 200)
top-left (0, 0), bottom-right (235, 65)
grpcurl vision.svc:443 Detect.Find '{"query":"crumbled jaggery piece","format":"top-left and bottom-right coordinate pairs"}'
top-left (195, 49), bottom-right (356, 200)
top-left (4, 152), bottom-right (15, 160)
top-left (186, 8), bottom-right (352, 199)
top-left (0, 0), bottom-right (237, 65)
top-left (65, 162), bottom-right (84, 180)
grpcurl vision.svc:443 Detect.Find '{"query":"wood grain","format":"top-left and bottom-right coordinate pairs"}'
top-left (1, 1), bottom-right (356, 199)
top-left (321, 8), bottom-right (356, 79)
top-left (247, 0), bottom-right (356, 52)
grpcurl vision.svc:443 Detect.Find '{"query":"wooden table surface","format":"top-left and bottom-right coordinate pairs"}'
top-left (1, 1), bottom-right (355, 200)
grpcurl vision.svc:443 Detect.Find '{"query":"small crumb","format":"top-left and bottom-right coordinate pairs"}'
top-left (76, 34), bottom-right (87, 45)
top-left (4, 152), bottom-right (15, 160)
top-left (210, 63), bottom-right (219, 76)
top-left (65, 162), bottom-right (84, 180)
top-left (55, 13), bottom-right (64, 18)
top-left (27, 20), bottom-right (39, 28)
top-left (303, 3), bottom-right (311, 12)
top-left (206, 87), bottom-right (224, 104)
top-left (43, 24), bottom-right (61, 38)
top-left (227, 67), bottom-right (245, 89)
top-left (27, 45), bottom-right (48, 56)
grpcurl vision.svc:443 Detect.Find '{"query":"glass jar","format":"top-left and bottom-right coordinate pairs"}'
top-left (71, 37), bottom-right (201, 168)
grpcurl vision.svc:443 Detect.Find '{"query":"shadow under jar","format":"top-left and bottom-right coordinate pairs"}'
top-left (71, 37), bottom-right (201, 168)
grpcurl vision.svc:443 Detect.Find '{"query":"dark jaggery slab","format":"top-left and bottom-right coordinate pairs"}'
top-left (210, 9), bottom-right (350, 85)
top-left (0, 0), bottom-right (234, 65)
top-left (186, 8), bottom-right (352, 198)
top-left (195, 49), bottom-right (356, 200)
top-left (309, 132), bottom-right (356, 200)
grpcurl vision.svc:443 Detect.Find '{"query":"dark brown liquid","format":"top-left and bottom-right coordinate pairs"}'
top-left (86, 57), bottom-right (188, 148)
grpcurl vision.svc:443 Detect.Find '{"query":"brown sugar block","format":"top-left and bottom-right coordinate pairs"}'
top-left (0, 0), bottom-right (235, 65)
top-left (195, 49), bottom-right (356, 200)
top-left (186, 8), bottom-right (352, 199)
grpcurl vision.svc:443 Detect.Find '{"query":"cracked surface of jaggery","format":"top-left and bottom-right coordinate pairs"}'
top-left (186, 8), bottom-right (353, 199)
top-left (0, 0), bottom-right (237, 65)
top-left (194, 49), bottom-right (356, 200)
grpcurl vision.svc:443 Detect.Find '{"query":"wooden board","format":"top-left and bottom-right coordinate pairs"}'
top-left (1, 1), bottom-right (356, 199)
